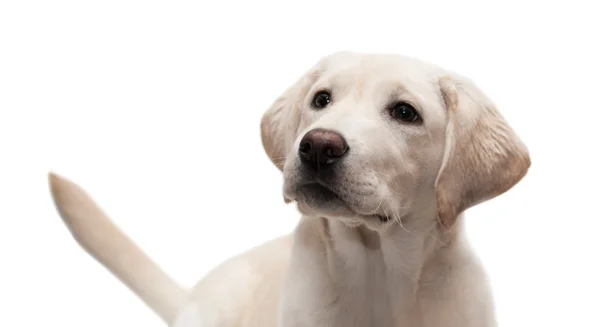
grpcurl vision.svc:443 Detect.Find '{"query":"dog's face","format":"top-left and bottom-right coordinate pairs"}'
top-left (261, 52), bottom-right (530, 229)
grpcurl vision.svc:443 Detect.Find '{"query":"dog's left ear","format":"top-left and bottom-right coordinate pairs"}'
top-left (260, 67), bottom-right (321, 171)
top-left (435, 76), bottom-right (531, 229)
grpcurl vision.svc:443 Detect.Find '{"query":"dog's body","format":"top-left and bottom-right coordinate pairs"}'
top-left (50, 52), bottom-right (530, 327)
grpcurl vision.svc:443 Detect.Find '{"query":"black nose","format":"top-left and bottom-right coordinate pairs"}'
top-left (298, 128), bottom-right (349, 170)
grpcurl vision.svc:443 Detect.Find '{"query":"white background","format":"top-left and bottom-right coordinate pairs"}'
top-left (1, 1), bottom-right (599, 326)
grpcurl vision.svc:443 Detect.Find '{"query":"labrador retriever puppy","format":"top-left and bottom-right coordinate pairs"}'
top-left (49, 51), bottom-right (530, 327)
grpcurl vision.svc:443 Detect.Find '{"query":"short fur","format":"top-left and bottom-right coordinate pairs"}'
top-left (49, 52), bottom-right (530, 327)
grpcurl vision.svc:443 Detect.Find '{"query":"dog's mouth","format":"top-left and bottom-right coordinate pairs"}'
top-left (298, 182), bottom-right (342, 202)
top-left (375, 214), bottom-right (391, 222)
top-left (292, 182), bottom-right (391, 222)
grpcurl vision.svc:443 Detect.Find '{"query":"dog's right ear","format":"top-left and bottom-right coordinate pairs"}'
top-left (260, 67), bottom-right (321, 171)
top-left (434, 76), bottom-right (531, 229)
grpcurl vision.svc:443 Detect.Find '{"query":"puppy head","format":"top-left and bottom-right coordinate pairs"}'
top-left (261, 52), bottom-right (530, 229)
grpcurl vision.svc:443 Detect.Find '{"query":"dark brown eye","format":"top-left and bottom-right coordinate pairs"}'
top-left (390, 102), bottom-right (420, 123)
top-left (312, 91), bottom-right (331, 109)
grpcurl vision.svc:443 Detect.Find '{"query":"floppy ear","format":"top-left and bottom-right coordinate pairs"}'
top-left (260, 67), bottom-right (321, 171)
top-left (435, 76), bottom-right (531, 229)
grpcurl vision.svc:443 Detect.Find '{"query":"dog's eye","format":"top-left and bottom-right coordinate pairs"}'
top-left (311, 91), bottom-right (331, 109)
top-left (389, 102), bottom-right (420, 123)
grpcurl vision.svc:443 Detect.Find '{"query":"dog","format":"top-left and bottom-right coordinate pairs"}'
top-left (49, 51), bottom-right (530, 327)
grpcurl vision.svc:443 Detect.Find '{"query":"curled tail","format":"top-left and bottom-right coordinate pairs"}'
top-left (48, 172), bottom-right (187, 324)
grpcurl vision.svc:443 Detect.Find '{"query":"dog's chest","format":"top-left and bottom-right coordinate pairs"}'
top-left (280, 221), bottom-right (423, 327)
top-left (327, 228), bottom-right (421, 326)
top-left (326, 254), bottom-right (406, 326)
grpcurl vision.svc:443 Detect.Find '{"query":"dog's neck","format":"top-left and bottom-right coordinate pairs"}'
top-left (303, 212), bottom-right (460, 275)
top-left (291, 213), bottom-right (464, 325)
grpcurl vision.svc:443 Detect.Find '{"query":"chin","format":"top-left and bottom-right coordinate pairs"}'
top-left (292, 183), bottom-right (356, 218)
top-left (290, 183), bottom-right (393, 223)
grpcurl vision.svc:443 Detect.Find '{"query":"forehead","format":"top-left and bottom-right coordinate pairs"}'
top-left (317, 53), bottom-right (442, 98)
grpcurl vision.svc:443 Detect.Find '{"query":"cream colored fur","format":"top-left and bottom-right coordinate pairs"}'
top-left (49, 52), bottom-right (530, 327)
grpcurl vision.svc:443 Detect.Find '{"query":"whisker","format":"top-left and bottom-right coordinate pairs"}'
top-left (385, 197), bottom-right (412, 233)
top-left (373, 195), bottom-right (385, 213)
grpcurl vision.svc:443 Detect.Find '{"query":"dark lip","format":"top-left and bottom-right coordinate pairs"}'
top-left (375, 214), bottom-right (391, 222)
top-left (295, 181), bottom-right (391, 222)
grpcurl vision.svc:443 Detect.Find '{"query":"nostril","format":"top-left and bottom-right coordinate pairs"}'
top-left (325, 147), bottom-right (334, 158)
top-left (325, 144), bottom-right (348, 158)
top-left (299, 141), bottom-right (312, 154)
